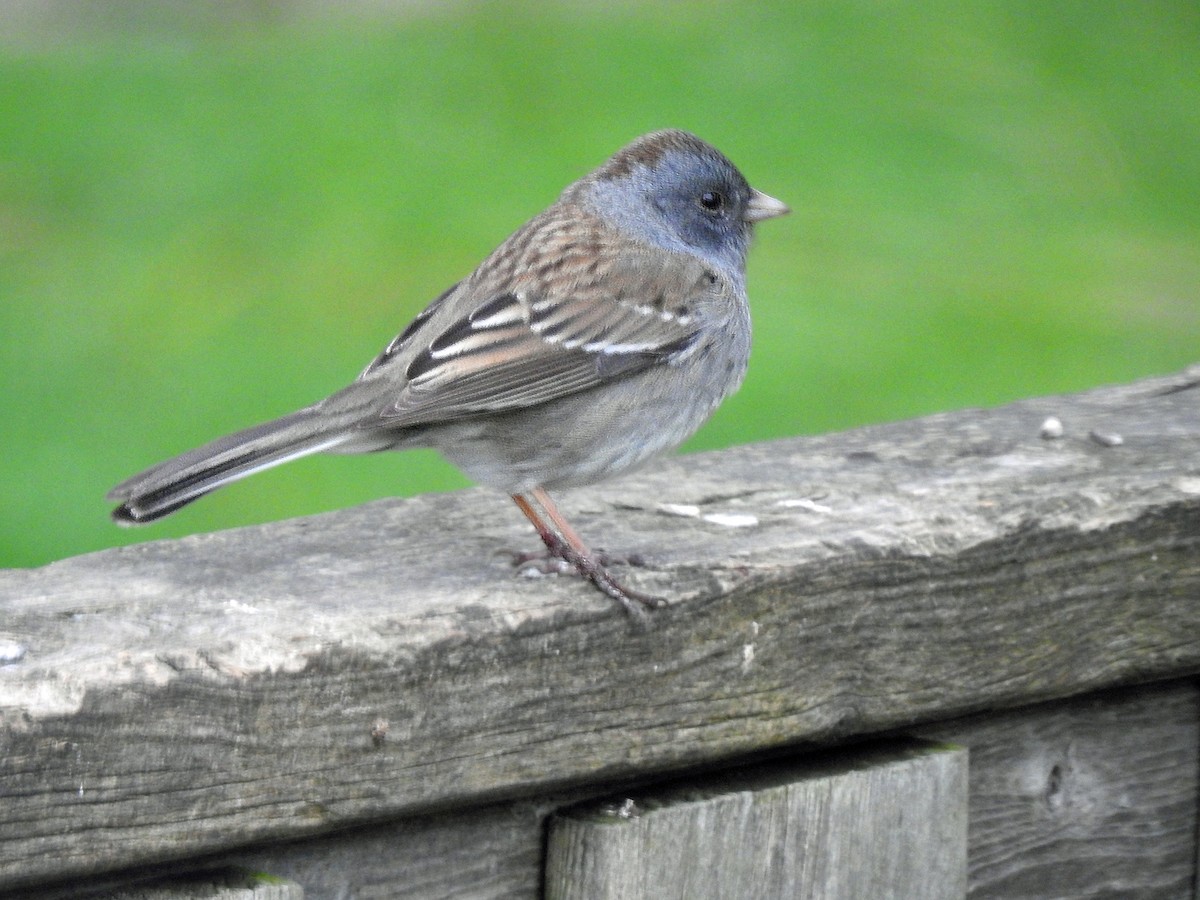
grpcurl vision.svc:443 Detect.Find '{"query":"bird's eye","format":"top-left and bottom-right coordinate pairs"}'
top-left (698, 191), bottom-right (725, 212)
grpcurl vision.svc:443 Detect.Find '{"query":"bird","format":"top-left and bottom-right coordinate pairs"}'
top-left (108, 129), bottom-right (789, 616)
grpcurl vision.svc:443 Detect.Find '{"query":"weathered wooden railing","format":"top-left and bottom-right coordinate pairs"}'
top-left (2, 367), bottom-right (1198, 898)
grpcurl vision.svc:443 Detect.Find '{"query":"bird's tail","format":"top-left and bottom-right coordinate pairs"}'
top-left (108, 403), bottom-right (368, 525)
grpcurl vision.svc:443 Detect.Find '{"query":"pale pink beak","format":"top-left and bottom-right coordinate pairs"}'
top-left (744, 189), bottom-right (790, 223)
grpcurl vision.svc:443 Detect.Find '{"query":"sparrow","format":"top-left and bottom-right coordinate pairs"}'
top-left (108, 129), bottom-right (789, 616)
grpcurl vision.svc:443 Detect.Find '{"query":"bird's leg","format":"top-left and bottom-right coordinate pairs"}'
top-left (508, 496), bottom-right (573, 561)
top-left (510, 489), bottom-right (666, 615)
top-left (505, 497), bottom-right (643, 569)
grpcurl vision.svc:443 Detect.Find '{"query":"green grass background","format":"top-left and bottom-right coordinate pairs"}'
top-left (2, 1), bottom-right (1197, 569)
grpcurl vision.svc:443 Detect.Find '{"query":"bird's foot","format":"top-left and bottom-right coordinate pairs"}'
top-left (505, 545), bottom-right (663, 615)
top-left (508, 545), bottom-right (647, 571)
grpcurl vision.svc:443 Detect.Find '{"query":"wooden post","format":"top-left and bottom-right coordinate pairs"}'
top-left (545, 741), bottom-right (967, 900)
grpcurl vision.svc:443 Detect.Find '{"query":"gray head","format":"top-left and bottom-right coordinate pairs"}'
top-left (573, 130), bottom-right (789, 277)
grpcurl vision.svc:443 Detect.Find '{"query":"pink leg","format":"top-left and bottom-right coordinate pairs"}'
top-left (510, 489), bottom-right (665, 615)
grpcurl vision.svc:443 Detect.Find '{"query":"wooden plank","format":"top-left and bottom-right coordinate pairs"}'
top-left (54, 684), bottom-right (1194, 899)
top-left (225, 798), bottom-right (548, 900)
top-left (916, 680), bottom-right (1199, 898)
top-left (1, 368), bottom-right (1199, 889)
top-left (220, 682), bottom-right (1199, 900)
top-left (10, 798), bottom-right (552, 900)
top-left (545, 741), bottom-right (967, 900)
top-left (100, 868), bottom-right (302, 900)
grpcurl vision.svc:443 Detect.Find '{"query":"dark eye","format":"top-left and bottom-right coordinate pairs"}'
top-left (698, 191), bottom-right (725, 212)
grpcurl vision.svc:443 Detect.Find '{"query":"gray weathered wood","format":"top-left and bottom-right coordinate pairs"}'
top-left (101, 868), bottom-right (303, 899)
top-left (545, 740), bottom-right (967, 900)
top-left (222, 682), bottom-right (1200, 900)
top-left (9, 799), bottom-right (553, 900)
top-left (142, 683), bottom-right (1200, 900)
top-left (915, 679), bottom-right (1199, 899)
top-left (1, 367), bottom-right (1198, 890)
top-left (225, 798), bottom-right (550, 900)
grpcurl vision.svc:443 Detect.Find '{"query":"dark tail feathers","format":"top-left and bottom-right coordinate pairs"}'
top-left (107, 407), bottom-right (354, 524)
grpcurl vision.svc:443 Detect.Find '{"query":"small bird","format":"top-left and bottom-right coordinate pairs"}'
top-left (108, 130), bottom-right (789, 615)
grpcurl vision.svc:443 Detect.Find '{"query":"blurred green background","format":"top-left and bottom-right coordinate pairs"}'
top-left (2, 1), bottom-right (1197, 569)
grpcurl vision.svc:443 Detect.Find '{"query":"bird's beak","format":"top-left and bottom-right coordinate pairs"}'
top-left (743, 189), bottom-right (790, 223)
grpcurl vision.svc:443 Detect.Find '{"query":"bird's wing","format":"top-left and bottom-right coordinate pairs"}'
top-left (372, 248), bottom-right (723, 426)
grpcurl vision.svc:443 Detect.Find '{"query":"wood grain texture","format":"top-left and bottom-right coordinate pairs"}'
top-left (916, 680), bottom-right (1200, 899)
top-left (8, 798), bottom-right (556, 900)
top-left (98, 868), bottom-right (302, 899)
top-left (1, 367), bottom-right (1198, 890)
top-left (225, 798), bottom-right (549, 900)
top-left (545, 740), bottom-right (967, 900)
